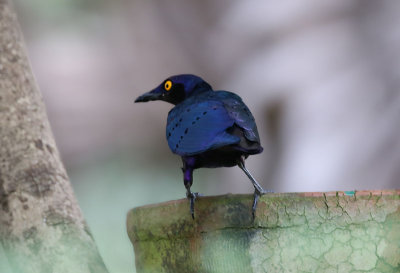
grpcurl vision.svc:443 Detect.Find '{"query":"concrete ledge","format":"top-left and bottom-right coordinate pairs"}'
top-left (127, 190), bottom-right (400, 273)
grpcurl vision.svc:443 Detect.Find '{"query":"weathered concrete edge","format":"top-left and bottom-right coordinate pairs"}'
top-left (127, 189), bottom-right (400, 244)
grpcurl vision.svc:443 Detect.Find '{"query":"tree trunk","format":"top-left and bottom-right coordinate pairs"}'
top-left (0, 1), bottom-right (109, 272)
top-left (127, 191), bottom-right (400, 273)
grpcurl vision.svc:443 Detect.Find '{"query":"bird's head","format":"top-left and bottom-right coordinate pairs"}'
top-left (135, 74), bottom-right (212, 105)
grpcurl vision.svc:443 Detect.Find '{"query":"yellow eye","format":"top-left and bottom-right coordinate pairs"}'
top-left (164, 80), bottom-right (172, 91)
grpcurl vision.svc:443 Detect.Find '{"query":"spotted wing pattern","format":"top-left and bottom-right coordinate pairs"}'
top-left (166, 99), bottom-right (240, 156)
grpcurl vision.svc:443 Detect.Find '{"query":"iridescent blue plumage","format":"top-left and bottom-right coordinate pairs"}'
top-left (167, 97), bottom-right (239, 156)
top-left (135, 74), bottom-right (268, 219)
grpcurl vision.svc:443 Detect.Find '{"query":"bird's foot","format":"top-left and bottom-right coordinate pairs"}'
top-left (252, 189), bottom-right (273, 219)
top-left (186, 191), bottom-right (201, 219)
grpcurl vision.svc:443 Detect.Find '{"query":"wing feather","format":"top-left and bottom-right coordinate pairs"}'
top-left (166, 100), bottom-right (240, 156)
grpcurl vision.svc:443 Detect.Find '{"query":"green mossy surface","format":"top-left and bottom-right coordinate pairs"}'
top-left (127, 191), bottom-right (400, 273)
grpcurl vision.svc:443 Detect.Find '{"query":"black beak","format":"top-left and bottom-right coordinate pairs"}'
top-left (134, 90), bottom-right (163, 103)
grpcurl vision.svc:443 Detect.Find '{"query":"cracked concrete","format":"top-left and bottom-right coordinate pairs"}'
top-left (127, 191), bottom-right (400, 273)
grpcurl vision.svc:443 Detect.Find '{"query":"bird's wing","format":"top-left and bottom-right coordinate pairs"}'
top-left (166, 100), bottom-right (240, 156)
top-left (216, 91), bottom-right (261, 142)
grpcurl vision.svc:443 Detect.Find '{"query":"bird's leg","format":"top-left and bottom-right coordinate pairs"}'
top-left (182, 157), bottom-right (198, 219)
top-left (183, 168), bottom-right (197, 219)
top-left (238, 156), bottom-right (272, 218)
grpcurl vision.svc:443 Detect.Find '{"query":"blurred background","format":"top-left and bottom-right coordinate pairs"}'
top-left (7, 0), bottom-right (400, 272)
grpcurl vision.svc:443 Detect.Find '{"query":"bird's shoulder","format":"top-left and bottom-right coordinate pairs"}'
top-left (167, 91), bottom-right (229, 123)
top-left (168, 89), bottom-right (260, 141)
top-left (166, 91), bottom-right (241, 156)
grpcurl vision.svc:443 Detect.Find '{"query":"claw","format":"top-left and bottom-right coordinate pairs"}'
top-left (187, 191), bottom-right (200, 219)
top-left (237, 157), bottom-right (274, 218)
top-left (252, 190), bottom-right (260, 219)
top-left (252, 189), bottom-right (274, 218)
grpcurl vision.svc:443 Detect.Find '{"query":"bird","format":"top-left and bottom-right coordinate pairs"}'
top-left (135, 74), bottom-right (269, 219)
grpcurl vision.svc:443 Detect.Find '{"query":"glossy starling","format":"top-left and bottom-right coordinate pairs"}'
top-left (135, 74), bottom-right (269, 218)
